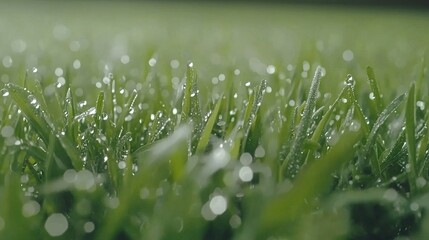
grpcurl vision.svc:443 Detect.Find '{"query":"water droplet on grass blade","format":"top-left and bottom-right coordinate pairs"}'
top-left (1, 125), bottom-right (14, 138)
top-left (417, 101), bottom-right (425, 110)
top-left (83, 222), bottom-right (95, 233)
top-left (349, 120), bottom-right (361, 132)
top-left (74, 169), bottom-right (95, 191)
top-left (209, 195), bottom-right (227, 215)
top-left (342, 49), bottom-right (354, 61)
top-left (45, 213), bottom-right (68, 237)
top-left (239, 166), bottom-right (253, 182)
top-left (230, 215), bottom-right (241, 228)
top-left (2, 56), bottom-right (13, 68)
top-left (410, 202), bottom-right (419, 211)
top-left (239, 152), bottom-right (253, 165)
top-left (22, 200), bottom-right (40, 217)
top-left (255, 145), bottom-right (265, 158)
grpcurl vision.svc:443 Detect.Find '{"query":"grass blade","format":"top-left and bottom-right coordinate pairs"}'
top-left (243, 79), bottom-right (267, 137)
top-left (95, 91), bottom-right (105, 128)
top-left (367, 66), bottom-right (385, 114)
top-left (405, 83), bottom-right (417, 193)
top-left (5, 83), bottom-right (53, 144)
top-left (361, 93), bottom-right (406, 176)
top-left (180, 62), bottom-right (203, 153)
top-left (281, 66), bottom-right (323, 180)
top-left (305, 85), bottom-right (348, 162)
top-left (196, 96), bottom-right (223, 154)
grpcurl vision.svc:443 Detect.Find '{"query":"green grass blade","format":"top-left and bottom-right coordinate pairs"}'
top-left (196, 96), bottom-right (223, 154)
top-left (281, 66), bottom-right (323, 180)
top-left (405, 83), bottom-right (417, 193)
top-left (367, 66), bottom-right (385, 114)
top-left (115, 89), bottom-right (138, 133)
top-left (5, 83), bottom-right (53, 144)
top-left (180, 62), bottom-right (202, 127)
top-left (306, 85), bottom-right (348, 162)
top-left (95, 91), bottom-right (105, 128)
top-left (243, 79), bottom-right (267, 137)
top-left (380, 129), bottom-right (406, 174)
top-left (180, 62), bottom-right (203, 153)
top-left (56, 132), bottom-right (84, 170)
top-left (361, 93), bottom-right (405, 176)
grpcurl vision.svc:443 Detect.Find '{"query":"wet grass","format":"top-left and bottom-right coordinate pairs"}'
top-left (1, 1), bottom-right (429, 239)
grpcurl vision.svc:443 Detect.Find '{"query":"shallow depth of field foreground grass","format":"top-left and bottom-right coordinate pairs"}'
top-left (1, 1), bottom-right (429, 239)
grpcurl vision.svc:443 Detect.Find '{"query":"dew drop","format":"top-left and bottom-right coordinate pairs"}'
top-left (239, 152), bottom-right (253, 165)
top-left (45, 213), bottom-right (68, 237)
top-left (410, 202), bottom-right (419, 211)
top-left (74, 169), bottom-right (95, 191)
top-left (229, 214), bottom-right (241, 228)
top-left (73, 59), bottom-right (81, 69)
top-left (1, 125), bottom-right (14, 138)
top-left (255, 145), bottom-right (265, 158)
top-left (2, 56), bottom-right (13, 68)
top-left (83, 221), bottom-right (95, 233)
top-left (342, 49), bottom-right (354, 61)
top-left (209, 195), bottom-right (227, 215)
top-left (417, 101), bottom-right (425, 111)
top-left (120, 55), bottom-right (130, 64)
top-left (238, 166), bottom-right (253, 182)
top-left (22, 200), bottom-right (41, 217)
top-left (266, 65), bottom-right (276, 74)
top-left (118, 161), bottom-right (126, 169)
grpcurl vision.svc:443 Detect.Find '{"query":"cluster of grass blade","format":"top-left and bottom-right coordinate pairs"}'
top-left (1, 58), bottom-right (429, 240)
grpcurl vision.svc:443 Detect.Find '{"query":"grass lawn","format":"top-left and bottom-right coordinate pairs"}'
top-left (1, 1), bottom-right (429, 239)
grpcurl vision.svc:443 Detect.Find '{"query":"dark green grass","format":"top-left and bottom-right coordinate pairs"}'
top-left (1, 1), bottom-right (429, 239)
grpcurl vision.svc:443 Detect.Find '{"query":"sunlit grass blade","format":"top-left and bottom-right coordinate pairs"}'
top-left (361, 93), bottom-right (405, 176)
top-left (367, 66), bottom-right (385, 114)
top-left (343, 75), bottom-right (370, 136)
top-left (180, 62), bottom-right (203, 153)
top-left (261, 127), bottom-right (362, 235)
top-left (196, 95), bottom-right (223, 154)
top-left (115, 89), bottom-right (138, 132)
top-left (380, 129), bottom-right (406, 174)
top-left (281, 66), bottom-right (323, 180)
top-left (405, 83), bottom-right (417, 193)
top-left (305, 85), bottom-right (348, 162)
top-left (243, 79), bottom-right (267, 136)
top-left (241, 79), bottom-right (267, 152)
top-left (95, 91), bottom-right (105, 128)
top-left (5, 83), bottom-right (53, 144)
top-left (181, 62), bottom-right (202, 126)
